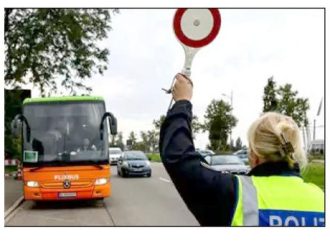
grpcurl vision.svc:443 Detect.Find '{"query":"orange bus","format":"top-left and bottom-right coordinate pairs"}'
top-left (11, 96), bottom-right (117, 201)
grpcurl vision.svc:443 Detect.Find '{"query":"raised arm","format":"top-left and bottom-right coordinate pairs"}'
top-left (159, 74), bottom-right (237, 226)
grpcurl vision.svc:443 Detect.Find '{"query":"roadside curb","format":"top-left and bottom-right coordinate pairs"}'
top-left (4, 196), bottom-right (24, 221)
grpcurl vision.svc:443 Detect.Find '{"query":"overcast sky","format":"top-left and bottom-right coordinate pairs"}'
top-left (29, 8), bottom-right (324, 148)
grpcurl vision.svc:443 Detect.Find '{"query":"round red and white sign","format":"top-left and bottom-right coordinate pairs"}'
top-left (173, 8), bottom-right (221, 48)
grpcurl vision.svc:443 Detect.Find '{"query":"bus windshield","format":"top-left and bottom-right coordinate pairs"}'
top-left (22, 102), bottom-right (109, 164)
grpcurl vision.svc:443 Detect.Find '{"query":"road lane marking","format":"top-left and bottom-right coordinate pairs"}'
top-left (5, 196), bottom-right (24, 218)
top-left (159, 177), bottom-right (171, 183)
top-left (5, 196), bottom-right (25, 225)
top-left (103, 201), bottom-right (116, 226)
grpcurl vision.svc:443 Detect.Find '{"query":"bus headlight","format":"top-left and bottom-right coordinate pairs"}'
top-left (95, 178), bottom-right (108, 185)
top-left (26, 181), bottom-right (39, 188)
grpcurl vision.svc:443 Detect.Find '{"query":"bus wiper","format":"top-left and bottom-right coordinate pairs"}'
top-left (91, 163), bottom-right (104, 170)
top-left (30, 166), bottom-right (46, 172)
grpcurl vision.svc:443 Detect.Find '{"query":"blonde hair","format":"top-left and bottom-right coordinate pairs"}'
top-left (247, 112), bottom-right (307, 168)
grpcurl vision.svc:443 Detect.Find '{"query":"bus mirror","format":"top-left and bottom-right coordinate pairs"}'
top-left (109, 113), bottom-right (117, 136)
top-left (100, 112), bottom-right (118, 140)
top-left (11, 114), bottom-right (31, 142)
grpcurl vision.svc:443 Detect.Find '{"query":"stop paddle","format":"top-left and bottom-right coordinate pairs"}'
top-left (164, 8), bottom-right (222, 110)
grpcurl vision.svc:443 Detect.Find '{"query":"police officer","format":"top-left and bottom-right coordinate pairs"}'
top-left (159, 73), bottom-right (324, 226)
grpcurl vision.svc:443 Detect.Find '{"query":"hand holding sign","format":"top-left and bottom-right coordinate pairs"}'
top-left (164, 8), bottom-right (221, 110)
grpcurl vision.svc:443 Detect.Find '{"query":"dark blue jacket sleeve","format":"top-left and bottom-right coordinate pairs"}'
top-left (159, 100), bottom-right (237, 226)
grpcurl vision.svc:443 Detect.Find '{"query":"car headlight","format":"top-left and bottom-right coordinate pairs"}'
top-left (95, 178), bottom-right (109, 185)
top-left (26, 181), bottom-right (39, 188)
top-left (122, 161), bottom-right (129, 167)
top-left (145, 160), bottom-right (150, 166)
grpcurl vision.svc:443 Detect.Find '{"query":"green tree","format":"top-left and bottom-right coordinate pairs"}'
top-left (133, 142), bottom-right (148, 152)
top-left (235, 137), bottom-right (243, 151)
top-left (128, 131), bottom-right (137, 146)
top-left (229, 139), bottom-right (235, 151)
top-left (5, 90), bottom-right (31, 159)
top-left (114, 132), bottom-right (124, 150)
top-left (140, 131), bottom-right (149, 152)
top-left (139, 130), bottom-right (159, 153)
top-left (153, 114), bottom-right (201, 138)
top-left (5, 9), bottom-right (118, 96)
top-left (262, 77), bottom-right (310, 127)
top-left (203, 99), bottom-right (237, 151)
top-left (153, 115), bottom-right (166, 130)
top-left (277, 84), bottom-right (309, 127)
top-left (147, 130), bottom-right (158, 153)
top-left (263, 76), bottom-right (278, 112)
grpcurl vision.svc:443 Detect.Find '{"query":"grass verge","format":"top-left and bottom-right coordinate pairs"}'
top-left (301, 161), bottom-right (324, 191)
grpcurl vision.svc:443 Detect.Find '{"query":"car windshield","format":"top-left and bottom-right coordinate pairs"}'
top-left (110, 149), bottom-right (121, 154)
top-left (234, 149), bottom-right (247, 156)
top-left (124, 151), bottom-right (147, 160)
top-left (22, 102), bottom-right (109, 164)
top-left (211, 155), bottom-right (244, 165)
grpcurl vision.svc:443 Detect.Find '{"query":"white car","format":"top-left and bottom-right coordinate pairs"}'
top-left (204, 155), bottom-right (250, 175)
top-left (109, 147), bottom-right (122, 165)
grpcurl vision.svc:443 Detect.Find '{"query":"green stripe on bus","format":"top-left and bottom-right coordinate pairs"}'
top-left (23, 96), bottom-right (104, 105)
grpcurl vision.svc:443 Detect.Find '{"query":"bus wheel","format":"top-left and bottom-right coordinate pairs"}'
top-left (94, 198), bottom-right (104, 206)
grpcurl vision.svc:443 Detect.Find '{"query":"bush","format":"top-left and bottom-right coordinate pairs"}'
top-left (147, 153), bottom-right (161, 162)
top-left (5, 165), bottom-right (17, 174)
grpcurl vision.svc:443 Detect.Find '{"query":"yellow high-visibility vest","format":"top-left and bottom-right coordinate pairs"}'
top-left (231, 175), bottom-right (324, 226)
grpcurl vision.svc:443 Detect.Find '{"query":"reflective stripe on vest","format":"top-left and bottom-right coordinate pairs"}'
top-left (239, 175), bottom-right (258, 225)
top-left (232, 175), bottom-right (325, 226)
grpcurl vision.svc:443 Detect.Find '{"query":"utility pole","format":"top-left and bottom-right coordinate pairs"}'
top-left (313, 119), bottom-right (316, 141)
top-left (313, 97), bottom-right (323, 141)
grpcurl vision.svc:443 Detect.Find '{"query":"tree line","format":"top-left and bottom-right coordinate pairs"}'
top-left (112, 76), bottom-right (309, 153)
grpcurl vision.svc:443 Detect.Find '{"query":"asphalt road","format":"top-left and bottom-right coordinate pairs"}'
top-left (4, 177), bottom-right (23, 211)
top-left (5, 163), bottom-right (199, 226)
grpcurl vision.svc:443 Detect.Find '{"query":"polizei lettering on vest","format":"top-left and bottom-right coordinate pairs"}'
top-left (261, 210), bottom-right (324, 226)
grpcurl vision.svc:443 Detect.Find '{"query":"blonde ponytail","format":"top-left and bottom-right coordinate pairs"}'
top-left (248, 112), bottom-right (307, 168)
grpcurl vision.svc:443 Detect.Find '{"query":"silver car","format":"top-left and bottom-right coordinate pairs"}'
top-left (117, 150), bottom-right (152, 177)
top-left (196, 148), bottom-right (215, 157)
top-left (233, 148), bottom-right (249, 165)
top-left (204, 155), bottom-right (250, 175)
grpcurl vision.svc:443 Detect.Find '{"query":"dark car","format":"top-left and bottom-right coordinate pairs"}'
top-left (204, 154), bottom-right (250, 175)
top-left (117, 150), bottom-right (152, 177)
